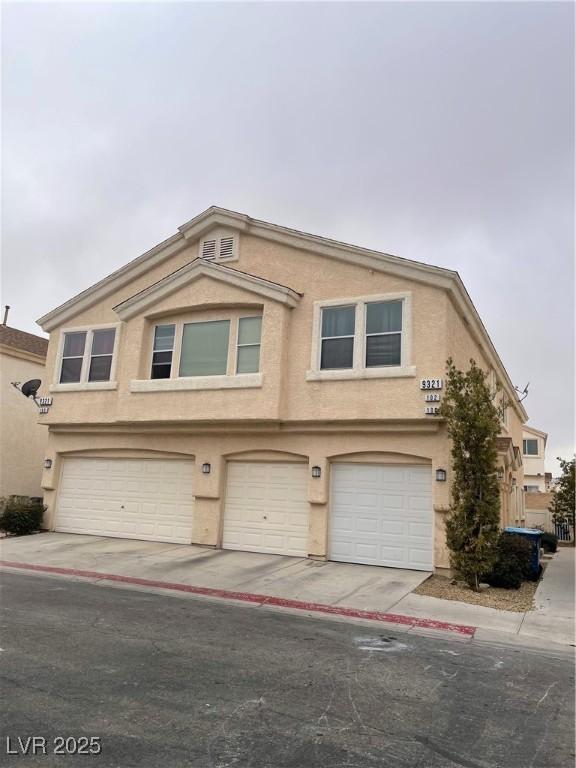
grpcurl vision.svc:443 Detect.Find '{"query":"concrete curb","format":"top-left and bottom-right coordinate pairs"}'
top-left (0, 559), bottom-right (476, 637)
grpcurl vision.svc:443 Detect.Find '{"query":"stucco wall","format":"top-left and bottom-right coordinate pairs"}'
top-left (39, 234), bottom-right (455, 426)
top-left (0, 351), bottom-right (47, 498)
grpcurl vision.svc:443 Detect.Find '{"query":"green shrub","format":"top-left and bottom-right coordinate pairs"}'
top-left (485, 533), bottom-right (532, 589)
top-left (540, 531), bottom-right (558, 553)
top-left (0, 496), bottom-right (45, 535)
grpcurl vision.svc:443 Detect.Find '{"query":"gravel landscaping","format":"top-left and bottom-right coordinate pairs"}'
top-left (414, 574), bottom-right (539, 612)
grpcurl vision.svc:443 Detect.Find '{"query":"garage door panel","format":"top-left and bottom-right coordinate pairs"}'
top-left (330, 464), bottom-right (433, 570)
top-left (56, 458), bottom-right (195, 544)
top-left (223, 462), bottom-right (308, 557)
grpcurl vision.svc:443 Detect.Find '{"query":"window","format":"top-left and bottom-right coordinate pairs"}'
top-left (60, 332), bottom-right (86, 383)
top-left (88, 329), bottom-right (116, 382)
top-left (236, 317), bottom-right (262, 374)
top-left (58, 327), bottom-right (117, 385)
top-left (365, 300), bottom-right (402, 367)
top-left (313, 295), bottom-right (409, 377)
top-left (151, 325), bottom-right (175, 379)
top-left (320, 306), bottom-right (355, 369)
top-left (179, 320), bottom-right (230, 377)
top-left (523, 439), bottom-right (538, 456)
top-left (524, 485), bottom-right (540, 492)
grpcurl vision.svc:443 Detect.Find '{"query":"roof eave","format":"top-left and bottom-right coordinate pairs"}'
top-left (113, 259), bottom-right (301, 321)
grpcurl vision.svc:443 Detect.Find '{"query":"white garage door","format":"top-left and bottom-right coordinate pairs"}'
top-left (330, 464), bottom-right (433, 570)
top-left (223, 462), bottom-right (309, 556)
top-left (56, 458), bottom-right (195, 544)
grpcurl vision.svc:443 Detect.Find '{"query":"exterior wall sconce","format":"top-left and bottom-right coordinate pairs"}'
top-left (511, 478), bottom-right (517, 487)
top-left (497, 468), bottom-right (504, 481)
top-left (435, 468), bottom-right (447, 482)
top-left (201, 463), bottom-right (211, 475)
top-left (43, 458), bottom-right (52, 470)
top-left (311, 466), bottom-right (322, 479)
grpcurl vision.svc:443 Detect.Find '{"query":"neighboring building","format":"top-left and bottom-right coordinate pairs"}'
top-left (522, 425), bottom-right (548, 492)
top-left (0, 321), bottom-right (48, 498)
top-left (525, 491), bottom-right (555, 532)
top-left (36, 207), bottom-right (528, 570)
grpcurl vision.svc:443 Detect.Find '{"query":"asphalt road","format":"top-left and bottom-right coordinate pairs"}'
top-left (1, 571), bottom-right (574, 768)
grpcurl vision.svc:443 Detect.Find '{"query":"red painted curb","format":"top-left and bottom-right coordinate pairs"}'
top-left (0, 560), bottom-right (476, 637)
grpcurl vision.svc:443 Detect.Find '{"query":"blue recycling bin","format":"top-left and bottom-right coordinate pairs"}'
top-left (505, 527), bottom-right (542, 579)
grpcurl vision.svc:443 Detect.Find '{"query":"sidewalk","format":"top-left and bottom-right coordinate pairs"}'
top-left (1, 533), bottom-right (574, 647)
top-left (391, 548), bottom-right (575, 647)
top-left (519, 547), bottom-right (575, 646)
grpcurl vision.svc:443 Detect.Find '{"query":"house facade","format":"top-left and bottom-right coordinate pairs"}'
top-left (36, 207), bottom-right (527, 570)
top-left (0, 323), bottom-right (48, 498)
top-left (521, 425), bottom-right (548, 492)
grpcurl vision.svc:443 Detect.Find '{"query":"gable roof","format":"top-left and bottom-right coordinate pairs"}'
top-left (0, 324), bottom-right (48, 359)
top-left (114, 258), bottom-right (301, 320)
top-left (523, 425), bottom-right (548, 442)
top-left (36, 205), bottom-right (527, 421)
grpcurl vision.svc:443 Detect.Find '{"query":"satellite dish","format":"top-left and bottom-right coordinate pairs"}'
top-left (20, 379), bottom-right (41, 399)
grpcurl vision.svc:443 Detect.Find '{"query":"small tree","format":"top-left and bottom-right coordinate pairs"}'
top-left (550, 457), bottom-right (575, 528)
top-left (439, 358), bottom-right (502, 591)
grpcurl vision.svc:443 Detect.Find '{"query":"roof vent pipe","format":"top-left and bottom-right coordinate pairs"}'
top-left (2, 306), bottom-right (9, 325)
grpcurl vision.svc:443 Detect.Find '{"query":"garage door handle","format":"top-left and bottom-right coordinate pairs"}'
top-left (263, 515), bottom-right (267, 520)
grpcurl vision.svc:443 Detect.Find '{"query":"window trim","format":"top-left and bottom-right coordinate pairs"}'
top-left (139, 312), bottom-right (263, 390)
top-left (523, 438), bottom-right (539, 457)
top-left (235, 316), bottom-right (263, 375)
top-left (51, 323), bottom-right (120, 392)
top-left (364, 299), bottom-right (403, 369)
top-left (319, 304), bottom-right (356, 371)
top-left (307, 292), bottom-right (415, 381)
top-left (150, 323), bottom-right (176, 380)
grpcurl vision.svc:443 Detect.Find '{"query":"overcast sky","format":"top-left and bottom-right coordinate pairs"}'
top-left (2, 2), bottom-right (573, 472)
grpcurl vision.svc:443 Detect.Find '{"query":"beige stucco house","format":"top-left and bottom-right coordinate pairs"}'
top-left (521, 425), bottom-right (548, 492)
top-left (0, 323), bottom-right (48, 498)
top-left (36, 207), bottom-right (528, 570)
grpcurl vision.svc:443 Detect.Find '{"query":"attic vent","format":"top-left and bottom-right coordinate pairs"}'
top-left (219, 237), bottom-right (234, 260)
top-left (201, 239), bottom-right (217, 261)
top-left (199, 234), bottom-right (237, 262)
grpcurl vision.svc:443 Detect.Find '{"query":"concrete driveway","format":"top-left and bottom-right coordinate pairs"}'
top-left (0, 533), bottom-right (429, 613)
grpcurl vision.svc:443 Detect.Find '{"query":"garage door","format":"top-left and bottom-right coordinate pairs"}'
top-left (56, 458), bottom-right (195, 544)
top-left (223, 462), bottom-right (309, 556)
top-left (330, 464), bottom-right (433, 570)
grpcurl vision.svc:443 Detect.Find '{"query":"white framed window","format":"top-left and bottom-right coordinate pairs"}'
top-left (523, 439), bottom-right (539, 456)
top-left (60, 331), bottom-right (87, 383)
top-left (320, 306), bottom-right (355, 369)
top-left (179, 320), bottom-right (230, 377)
top-left (53, 324), bottom-right (120, 390)
top-left (150, 324), bottom-right (175, 379)
top-left (136, 314), bottom-right (263, 392)
top-left (236, 317), bottom-right (262, 374)
top-left (307, 293), bottom-right (414, 381)
top-left (364, 300), bottom-right (402, 368)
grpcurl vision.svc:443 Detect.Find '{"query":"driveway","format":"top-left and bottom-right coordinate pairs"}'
top-left (0, 532), bottom-right (428, 613)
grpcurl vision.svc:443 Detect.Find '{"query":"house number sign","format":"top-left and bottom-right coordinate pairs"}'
top-left (421, 378), bottom-right (442, 415)
top-left (38, 397), bottom-right (52, 415)
top-left (420, 378), bottom-right (443, 390)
